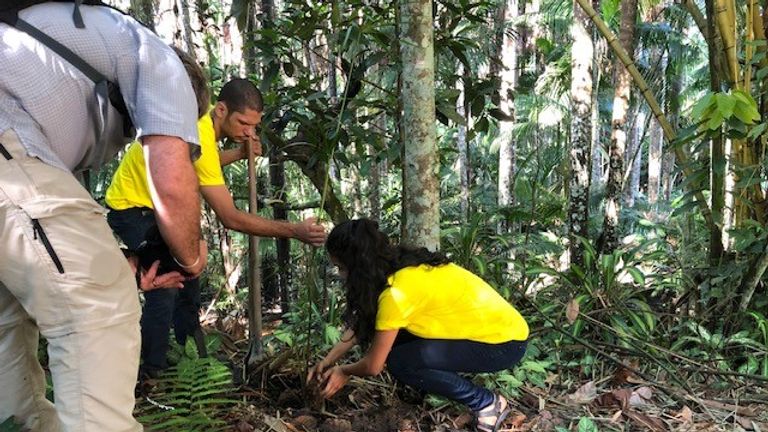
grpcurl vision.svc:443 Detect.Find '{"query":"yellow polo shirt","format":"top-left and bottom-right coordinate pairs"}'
top-left (376, 263), bottom-right (529, 343)
top-left (105, 114), bottom-right (225, 210)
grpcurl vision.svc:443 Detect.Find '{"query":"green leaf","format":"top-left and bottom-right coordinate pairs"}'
top-left (578, 416), bottom-right (599, 432)
top-left (748, 122), bottom-right (767, 139)
top-left (706, 111), bottom-right (724, 130)
top-left (733, 103), bottom-right (761, 125)
top-left (625, 267), bottom-right (645, 285)
top-left (715, 93), bottom-right (736, 119)
top-left (691, 92), bottom-right (714, 120)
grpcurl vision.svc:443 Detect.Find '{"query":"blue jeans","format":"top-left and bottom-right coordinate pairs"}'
top-left (107, 207), bottom-right (201, 373)
top-left (386, 331), bottom-right (527, 411)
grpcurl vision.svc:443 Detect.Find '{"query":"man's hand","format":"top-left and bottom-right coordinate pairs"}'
top-left (240, 135), bottom-right (262, 160)
top-left (293, 217), bottom-right (327, 247)
top-left (126, 257), bottom-right (185, 291)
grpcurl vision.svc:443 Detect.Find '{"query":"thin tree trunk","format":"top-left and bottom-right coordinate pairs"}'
top-left (177, 0), bottom-right (196, 58)
top-left (590, 37), bottom-right (605, 189)
top-left (457, 70), bottom-right (469, 220)
top-left (368, 141), bottom-right (382, 221)
top-left (624, 109), bottom-right (645, 208)
top-left (568, 0), bottom-right (594, 268)
top-left (270, 147), bottom-right (290, 313)
top-left (574, 0), bottom-right (716, 230)
top-left (496, 0), bottom-right (520, 231)
top-left (706, 0), bottom-right (725, 261)
top-left (400, 0), bottom-right (439, 250)
top-left (601, 0), bottom-right (637, 253)
top-left (130, 0), bottom-right (156, 30)
top-left (647, 118), bottom-right (662, 204)
top-left (663, 42), bottom-right (682, 202)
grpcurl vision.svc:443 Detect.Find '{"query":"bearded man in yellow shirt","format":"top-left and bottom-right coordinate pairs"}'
top-left (106, 78), bottom-right (326, 378)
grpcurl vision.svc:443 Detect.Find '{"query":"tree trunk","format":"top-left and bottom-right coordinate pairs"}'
top-left (600, 0), bottom-right (637, 253)
top-left (496, 0), bottom-right (520, 230)
top-left (590, 37), bottom-right (605, 189)
top-left (625, 112), bottom-right (643, 208)
top-left (705, 0), bottom-right (725, 261)
top-left (663, 43), bottom-right (682, 202)
top-left (647, 117), bottom-right (662, 204)
top-left (177, 0), bottom-right (196, 58)
top-left (130, 0), bottom-right (156, 30)
top-left (568, 0), bottom-right (594, 268)
top-left (399, 0), bottom-right (439, 250)
top-left (269, 146), bottom-right (290, 313)
top-left (574, 0), bottom-right (716, 231)
top-left (457, 70), bottom-right (469, 220)
top-left (368, 141), bottom-right (382, 221)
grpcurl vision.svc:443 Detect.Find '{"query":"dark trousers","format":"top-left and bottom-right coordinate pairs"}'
top-left (107, 207), bottom-right (201, 373)
top-left (386, 331), bottom-right (527, 411)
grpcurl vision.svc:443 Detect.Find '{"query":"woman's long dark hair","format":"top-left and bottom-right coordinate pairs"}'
top-left (325, 218), bottom-right (450, 347)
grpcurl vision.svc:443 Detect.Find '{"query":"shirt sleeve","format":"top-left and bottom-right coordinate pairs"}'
top-left (375, 287), bottom-right (413, 331)
top-left (116, 19), bottom-right (200, 150)
top-left (193, 119), bottom-right (225, 186)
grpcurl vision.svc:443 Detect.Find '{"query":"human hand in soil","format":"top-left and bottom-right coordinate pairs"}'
top-left (320, 365), bottom-right (350, 398)
top-left (307, 361), bottom-right (330, 384)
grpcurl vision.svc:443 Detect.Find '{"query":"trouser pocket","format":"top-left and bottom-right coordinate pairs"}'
top-left (31, 218), bottom-right (64, 274)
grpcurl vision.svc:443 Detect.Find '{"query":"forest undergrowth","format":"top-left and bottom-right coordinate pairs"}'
top-left (128, 218), bottom-right (768, 432)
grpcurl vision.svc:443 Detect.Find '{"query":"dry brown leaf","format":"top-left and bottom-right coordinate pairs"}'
top-left (509, 413), bottom-right (527, 428)
top-left (262, 414), bottom-right (292, 432)
top-left (453, 412), bottom-right (473, 429)
top-left (635, 386), bottom-right (653, 400)
top-left (613, 388), bottom-right (633, 410)
top-left (594, 388), bottom-right (629, 410)
top-left (735, 415), bottom-right (756, 431)
top-left (568, 381), bottom-right (597, 405)
top-left (565, 298), bottom-right (580, 324)
top-left (624, 410), bottom-right (667, 432)
top-left (290, 415), bottom-right (318, 431)
top-left (610, 410), bottom-right (623, 423)
top-left (675, 406), bottom-right (694, 424)
top-left (628, 386), bottom-right (654, 410)
top-left (236, 420), bottom-right (255, 432)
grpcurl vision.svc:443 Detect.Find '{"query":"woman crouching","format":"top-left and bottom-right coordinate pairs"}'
top-left (308, 219), bottom-right (529, 432)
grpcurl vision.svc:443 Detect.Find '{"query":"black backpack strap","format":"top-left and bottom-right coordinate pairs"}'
top-left (72, 0), bottom-right (84, 28)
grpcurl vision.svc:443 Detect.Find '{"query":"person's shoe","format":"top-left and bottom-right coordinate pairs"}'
top-left (474, 393), bottom-right (510, 432)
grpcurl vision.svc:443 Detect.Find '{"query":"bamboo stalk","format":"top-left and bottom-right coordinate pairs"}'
top-left (714, 0), bottom-right (738, 87)
top-left (573, 0), bottom-right (716, 229)
top-left (683, 0), bottom-right (729, 82)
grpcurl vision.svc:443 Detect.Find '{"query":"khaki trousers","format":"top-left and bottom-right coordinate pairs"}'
top-left (0, 130), bottom-right (142, 432)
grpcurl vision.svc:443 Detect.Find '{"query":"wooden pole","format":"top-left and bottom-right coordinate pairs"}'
top-left (245, 138), bottom-right (264, 371)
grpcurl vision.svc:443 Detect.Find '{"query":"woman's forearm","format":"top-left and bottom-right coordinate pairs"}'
top-left (322, 329), bottom-right (357, 365)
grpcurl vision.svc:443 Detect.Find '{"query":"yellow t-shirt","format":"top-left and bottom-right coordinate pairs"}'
top-left (375, 263), bottom-right (529, 344)
top-left (105, 114), bottom-right (225, 210)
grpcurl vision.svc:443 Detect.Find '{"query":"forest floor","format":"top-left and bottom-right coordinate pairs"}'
top-left (225, 366), bottom-right (768, 432)
top-left (132, 316), bottom-right (768, 432)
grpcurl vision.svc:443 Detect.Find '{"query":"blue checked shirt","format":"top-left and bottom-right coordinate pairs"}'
top-left (0, 3), bottom-right (200, 173)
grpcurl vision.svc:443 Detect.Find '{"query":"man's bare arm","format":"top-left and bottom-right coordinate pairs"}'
top-left (142, 135), bottom-right (206, 276)
top-left (201, 184), bottom-right (326, 246)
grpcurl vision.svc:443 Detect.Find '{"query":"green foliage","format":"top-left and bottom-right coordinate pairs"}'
top-left (0, 418), bottom-right (23, 432)
top-left (691, 90), bottom-right (761, 138)
top-left (555, 417), bottom-right (599, 432)
top-left (137, 355), bottom-right (238, 432)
